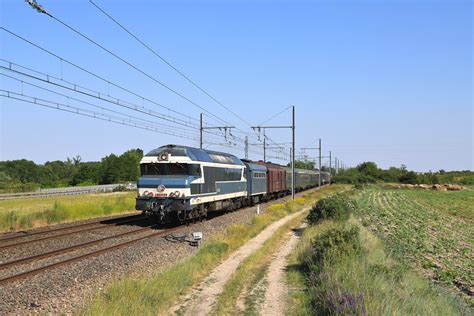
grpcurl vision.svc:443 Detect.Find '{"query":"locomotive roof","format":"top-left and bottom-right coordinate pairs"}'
top-left (145, 144), bottom-right (244, 166)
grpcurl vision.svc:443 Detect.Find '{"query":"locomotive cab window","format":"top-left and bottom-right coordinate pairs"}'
top-left (140, 163), bottom-right (201, 176)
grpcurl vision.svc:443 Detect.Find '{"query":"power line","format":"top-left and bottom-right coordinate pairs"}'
top-left (25, 2), bottom-right (271, 154)
top-left (7, 6), bottom-right (289, 161)
top-left (21, 6), bottom-right (238, 129)
top-left (1, 89), bottom-right (200, 140)
top-left (0, 28), bottom-right (208, 126)
top-left (89, 0), bottom-right (253, 130)
top-left (0, 72), bottom-right (204, 136)
top-left (0, 27), bottom-right (261, 151)
top-left (258, 105), bottom-right (292, 126)
top-left (0, 60), bottom-right (201, 130)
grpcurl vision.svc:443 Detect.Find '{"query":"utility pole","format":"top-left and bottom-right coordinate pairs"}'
top-left (200, 113), bottom-right (203, 149)
top-left (301, 138), bottom-right (322, 187)
top-left (244, 136), bottom-right (249, 159)
top-left (292, 106), bottom-right (295, 199)
top-left (329, 150), bottom-right (332, 182)
top-left (318, 138), bottom-right (322, 187)
top-left (199, 113), bottom-right (234, 149)
top-left (263, 129), bottom-right (266, 162)
top-left (252, 105), bottom-right (295, 199)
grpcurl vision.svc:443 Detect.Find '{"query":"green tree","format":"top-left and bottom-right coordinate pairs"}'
top-left (287, 160), bottom-right (315, 170)
top-left (399, 171), bottom-right (418, 184)
top-left (356, 162), bottom-right (380, 179)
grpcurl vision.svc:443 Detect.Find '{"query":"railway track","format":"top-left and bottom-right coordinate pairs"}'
top-left (0, 213), bottom-right (144, 244)
top-left (0, 223), bottom-right (180, 286)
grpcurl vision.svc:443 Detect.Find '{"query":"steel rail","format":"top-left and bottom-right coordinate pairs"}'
top-left (0, 226), bottom-right (181, 286)
top-left (0, 218), bottom-right (148, 250)
top-left (0, 223), bottom-right (157, 271)
top-left (0, 214), bottom-right (142, 243)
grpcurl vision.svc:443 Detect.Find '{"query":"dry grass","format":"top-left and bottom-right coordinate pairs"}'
top-left (0, 192), bottom-right (136, 232)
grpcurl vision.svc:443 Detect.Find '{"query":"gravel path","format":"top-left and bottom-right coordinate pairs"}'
top-left (259, 224), bottom-right (306, 315)
top-left (171, 208), bottom-right (308, 315)
top-left (0, 191), bottom-right (310, 315)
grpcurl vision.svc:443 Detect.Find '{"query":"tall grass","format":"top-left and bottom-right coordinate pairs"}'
top-left (0, 193), bottom-right (136, 232)
top-left (82, 185), bottom-right (348, 315)
top-left (287, 218), bottom-right (468, 315)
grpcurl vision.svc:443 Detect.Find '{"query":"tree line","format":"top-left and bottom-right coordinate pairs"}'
top-left (333, 162), bottom-right (474, 185)
top-left (1, 150), bottom-right (472, 193)
top-left (0, 149), bottom-right (143, 193)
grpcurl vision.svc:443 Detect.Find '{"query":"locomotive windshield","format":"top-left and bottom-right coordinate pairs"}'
top-left (140, 163), bottom-right (201, 176)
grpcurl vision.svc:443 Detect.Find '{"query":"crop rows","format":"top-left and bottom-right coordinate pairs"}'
top-left (356, 186), bottom-right (473, 305)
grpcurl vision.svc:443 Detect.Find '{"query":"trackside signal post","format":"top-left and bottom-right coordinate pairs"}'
top-left (252, 105), bottom-right (296, 199)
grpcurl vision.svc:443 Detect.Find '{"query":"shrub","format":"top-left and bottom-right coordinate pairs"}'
top-left (303, 225), bottom-right (363, 314)
top-left (307, 195), bottom-right (356, 224)
top-left (304, 225), bottom-right (361, 274)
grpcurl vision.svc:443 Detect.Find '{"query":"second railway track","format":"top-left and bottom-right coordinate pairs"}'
top-left (0, 213), bottom-right (145, 246)
top-left (0, 223), bottom-right (180, 286)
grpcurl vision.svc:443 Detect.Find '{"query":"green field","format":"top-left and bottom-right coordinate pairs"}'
top-left (356, 185), bottom-right (474, 305)
top-left (0, 192), bottom-right (137, 232)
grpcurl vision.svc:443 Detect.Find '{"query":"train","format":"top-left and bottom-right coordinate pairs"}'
top-left (135, 144), bottom-right (330, 223)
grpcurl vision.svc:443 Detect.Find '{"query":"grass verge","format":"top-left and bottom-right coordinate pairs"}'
top-left (82, 185), bottom-right (348, 315)
top-left (0, 192), bottom-right (136, 232)
top-left (287, 217), bottom-right (468, 315)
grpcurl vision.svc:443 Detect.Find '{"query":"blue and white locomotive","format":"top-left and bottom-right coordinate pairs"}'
top-left (136, 144), bottom-right (330, 223)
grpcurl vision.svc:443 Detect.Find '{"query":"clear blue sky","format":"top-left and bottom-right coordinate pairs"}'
top-left (1, 0), bottom-right (472, 171)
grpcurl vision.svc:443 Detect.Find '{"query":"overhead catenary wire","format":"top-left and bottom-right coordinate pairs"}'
top-left (23, 7), bottom-right (239, 130)
top-left (0, 28), bottom-right (267, 156)
top-left (0, 72), bottom-right (205, 137)
top-left (25, 1), bottom-right (285, 155)
top-left (9, 4), bottom-right (290, 161)
top-left (258, 105), bottom-right (292, 126)
top-left (48, 1), bottom-right (271, 152)
top-left (0, 60), bottom-right (231, 143)
top-left (0, 62), bottom-right (198, 130)
top-left (89, 0), bottom-right (263, 134)
top-left (0, 89), bottom-right (201, 140)
top-left (0, 28), bottom-right (207, 127)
